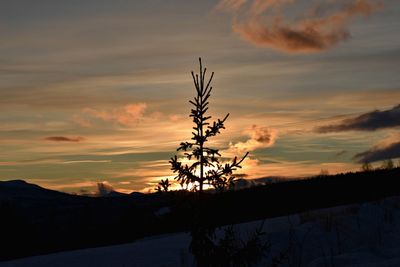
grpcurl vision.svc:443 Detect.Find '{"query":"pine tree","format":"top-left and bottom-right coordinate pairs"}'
top-left (382, 159), bottom-right (394, 170)
top-left (155, 178), bottom-right (171, 193)
top-left (361, 162), bottom-right (373, 172)
top-left (169, 58), bottom-right (248, 192)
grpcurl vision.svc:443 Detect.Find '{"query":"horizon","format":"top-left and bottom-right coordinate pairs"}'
top-left (0, 0), bottom-right (400, 194)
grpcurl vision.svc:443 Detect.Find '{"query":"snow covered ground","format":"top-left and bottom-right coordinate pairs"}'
top-left (2, 196), bottom-right (400, 267)
top-left (0, 233), bottom-right (192, 267)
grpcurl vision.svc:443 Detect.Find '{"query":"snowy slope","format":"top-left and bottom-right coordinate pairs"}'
top-left (2, 196), bottom-right (400, 267)
top-left (0, 233), bottom-right (192, 267)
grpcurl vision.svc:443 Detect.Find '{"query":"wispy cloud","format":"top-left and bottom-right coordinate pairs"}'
top-left (316, 104), bottom-right (400, 133)
top-left (240, 157), bottom-right (359, 178)
top-left (61, 160), bottom-right (111, 164)
top-left (216, 0), bottom-right (247, 11)
top-left (335, 150), bottom-right (348, 158)
top-left (0, 161), bottom-right (17, 166)
top-left (84, 103), bottom-right (147, 126)
top-left (44, 136), bottom-right (85, 142)
top-left (72, 115), bottom-right (92, 128)
top-left (47, 181), bottom-right (98, 190)
top-left (217, 0), bottom-right (383, 53)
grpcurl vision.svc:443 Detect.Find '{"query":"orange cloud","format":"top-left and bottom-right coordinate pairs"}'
top-left (229, 125), bottom-right (277, 153)
top-left (84, 103), bottom-right (147, 126)
top-left (217, 0), bottom-right (383, 53)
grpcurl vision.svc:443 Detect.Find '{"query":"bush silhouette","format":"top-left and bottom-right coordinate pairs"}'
top-left (169, 58), bottom-right (248, 192)
top-left (190, 225), bottom-right (270, 267)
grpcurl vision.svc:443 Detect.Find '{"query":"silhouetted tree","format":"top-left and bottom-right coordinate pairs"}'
top-left (319, 169), bottom-right (329, 177)
top-left (155, 178), bottom-right (171, 193)
top-left (169, 58), bottom-right (248, 192)
top-left (382, 159), bottom-right (394, 170)
top-left (361, 162), bottom-right (373, 172)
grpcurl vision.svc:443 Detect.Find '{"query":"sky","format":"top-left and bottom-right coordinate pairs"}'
top-left (0, 0), bottom-right (399, 194)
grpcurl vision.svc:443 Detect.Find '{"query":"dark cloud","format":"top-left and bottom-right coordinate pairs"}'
top-left (354, 141), bottom-right (400, 163)
top-left (316, 104), bottom-right (400, 133)
top-left (218, 0), bottom-right (383, 53)
top-left (44, 136), bottom-right (85, 142)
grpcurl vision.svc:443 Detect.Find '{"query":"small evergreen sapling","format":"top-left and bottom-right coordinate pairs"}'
top-left (155, 178), bottom-right (171, 193)
top-left (169, 58), bottom-right (248, 192)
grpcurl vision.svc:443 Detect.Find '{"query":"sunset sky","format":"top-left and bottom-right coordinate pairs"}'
top-left (1, 0), bottom-right (399, 193)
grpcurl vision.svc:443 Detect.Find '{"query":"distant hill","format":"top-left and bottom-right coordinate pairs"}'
top-left (0, 179), bottom-right (144, 199)
top-left (0, 180), bottom-right (72, 200)
top-left (234, 176), bottom-right (291, 189)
